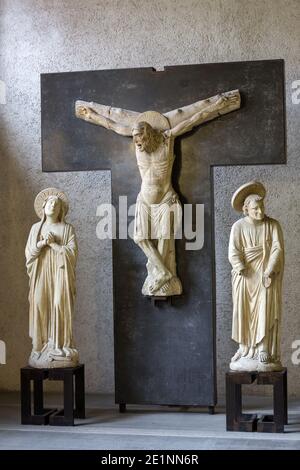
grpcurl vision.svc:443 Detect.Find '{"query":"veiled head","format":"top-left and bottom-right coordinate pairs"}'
top-left (44, 196), bottom-right (63, 221)
top-left (34, 188), bottom-right (69, 221)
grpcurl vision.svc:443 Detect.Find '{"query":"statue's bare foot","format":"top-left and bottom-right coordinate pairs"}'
top-left (259, 351), bottom-right (270, 363)
top-left (160, 280), bottom-right (171, 294)
top-left (149, 272), bottom-right (172, 294)
top-left (231, 347), bottom-right (245, 362)
top-left (231, 345), bottom-right (250, 362)
top-left (231, 350), bottom-right (242, 362)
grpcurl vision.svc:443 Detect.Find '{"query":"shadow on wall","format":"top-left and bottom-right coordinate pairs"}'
top-left (0, 127), bottom-right (33, 389)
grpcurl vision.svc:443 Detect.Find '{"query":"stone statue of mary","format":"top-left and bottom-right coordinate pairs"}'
top-left (25, 188), bottom-right (79, 368)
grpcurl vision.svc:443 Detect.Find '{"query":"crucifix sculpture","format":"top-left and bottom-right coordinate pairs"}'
top-left (75, 90), bottom-right (240, 297)
top-left (41, 61), bottom-right (285, 408)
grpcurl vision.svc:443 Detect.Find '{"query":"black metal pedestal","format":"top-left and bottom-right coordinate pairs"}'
top-left (21, 364), bottom-right (85, 426)
top-left (119, 403), bottom-right (126, 413)
top-left (226, 368), bottom-right (288, 433)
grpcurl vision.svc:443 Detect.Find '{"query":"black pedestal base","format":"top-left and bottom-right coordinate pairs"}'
top-left (119, 403), bottom-right (126, 413)
top-left (226, 368), bottom-right (288, 433)
top-left (21, 364), bottom-right (85, 426)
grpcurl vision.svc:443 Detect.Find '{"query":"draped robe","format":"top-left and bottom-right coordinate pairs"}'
top-left (228, 216), bottom-right (284, 361)
top-left (25, 221), bottom-right (78, 354)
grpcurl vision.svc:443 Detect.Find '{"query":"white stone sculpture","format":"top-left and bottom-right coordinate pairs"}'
top-left (229, 181), bottom-right (284, 372)
top-left (25, 188), bottom-right (79, 368)
top-left (75, 90), bottom-right (240, 296)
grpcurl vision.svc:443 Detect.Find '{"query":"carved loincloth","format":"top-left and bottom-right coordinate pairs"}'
top-left (133, 189), bottom-right (182, 243)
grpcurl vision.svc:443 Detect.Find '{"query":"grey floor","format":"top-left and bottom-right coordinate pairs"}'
top-left (1, 393), bottom-right (300, 450)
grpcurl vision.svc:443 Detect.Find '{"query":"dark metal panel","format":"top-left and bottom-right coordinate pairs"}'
top-left (41, 60), bottom-right (285, 406)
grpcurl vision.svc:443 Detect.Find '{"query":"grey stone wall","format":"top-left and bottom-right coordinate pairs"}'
top-left (0, 0), bottom-right (299, 396)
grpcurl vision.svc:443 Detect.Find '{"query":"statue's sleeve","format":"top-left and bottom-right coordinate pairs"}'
top-left (58, 224), bottom-right (78, 297)
top-left (61, 224), bottom-right (78, 267)
top-left (266, 220), bottom-right (284, 274)
top-left (228, 222), bottom-right (245, 273)
top-left (25, 224), bottom-right (43, 269)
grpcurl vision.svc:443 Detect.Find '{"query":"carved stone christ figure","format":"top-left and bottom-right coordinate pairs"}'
top-left (229, 182), bottom-right (284, 372)
top-left (75, 91), bottom-right (240, 296)
top-left (25, 188), bottom-right (79, 368)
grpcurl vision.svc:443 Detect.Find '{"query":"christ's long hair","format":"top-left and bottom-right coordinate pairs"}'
top-left (133, 121), bottom-right (164, 153)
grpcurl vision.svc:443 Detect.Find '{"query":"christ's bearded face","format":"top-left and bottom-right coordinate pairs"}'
top-left (132, 122), bottom-right (158, 153)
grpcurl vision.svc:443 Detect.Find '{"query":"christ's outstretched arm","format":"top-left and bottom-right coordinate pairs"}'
top-left (166, 90), bottom-right (240, 137)
top-left (75, 100), bottom-right (137, 136)
top-left (75, 90), bottom-right (240, 138)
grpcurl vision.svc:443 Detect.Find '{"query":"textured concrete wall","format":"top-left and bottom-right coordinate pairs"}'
top-left (0, 0), bottom-right (299, 396)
